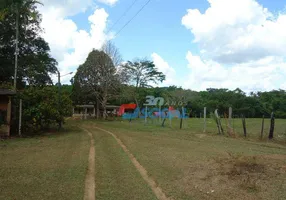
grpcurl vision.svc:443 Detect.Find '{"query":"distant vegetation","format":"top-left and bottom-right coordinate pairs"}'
top-left (1, 0), bottom-right (286, 137)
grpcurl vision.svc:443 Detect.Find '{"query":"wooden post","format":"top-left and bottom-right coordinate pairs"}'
top-left (158, 106), bottom-right (160, 123)
top-left (182, 106), bottom-right (185, 128)
top-left (216, 118), bottom-right (221, 134)
top-left (85, 107), bottom-right (87, 120)
top-left (145, 106), bottom-right (147, 124)
top-left (6, 96), bottom-right (12, 137)
top-left (215, 109), bottom-right (222, 134)
top-left (72, 107), bottom-right (75, 117)
top-left (242, 115), bottom-right (247, 137)
top-left (169, 108), bottom-right (172, 127)
top-left (260, 115), bottom-right (264, 139)
top-left (219, 118), bottom-right (224, 135)
top-left (269, 112), bottom-right (275, 139)
top-left (180, 107), bottom-right (183, 129)
top-left (93, 107), bottom-right (95, 117)
top-left (203, 107), bottom-right (206, 133)
top-left (228, 107), bottom-right (232, 129)
top-left (19, 99), bottom-right (22, 137)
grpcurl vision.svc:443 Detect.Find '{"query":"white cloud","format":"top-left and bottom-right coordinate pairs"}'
top-left (40, 0), bottom-right (93, 17)
top-left (182, 0), bottom-right (286, 64)
top-left (184, 51), bottom-right (286, 92)
top-left (97, 0), bottom-right (118, 6)
top-left (38, 1), bottom-right (113, 83)
top-left (182, 0), bottom-right (286, 92)
top-left (58, 8), bottom-right (112, 82)
top-left (151, 53), bottom-right (176, 86)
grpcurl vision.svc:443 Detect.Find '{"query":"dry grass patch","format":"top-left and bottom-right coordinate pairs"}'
top-left (179, 154), bottom-right (286, 200)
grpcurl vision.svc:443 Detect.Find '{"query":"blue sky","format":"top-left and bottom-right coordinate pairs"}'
top-left (39, 0), bottom-right (286, 92)
top-left (69, 0), bottom-right (211, 84)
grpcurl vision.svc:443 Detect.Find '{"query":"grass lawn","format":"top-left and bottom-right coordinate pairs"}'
top-left (81, 123), bottom-right (157, 200)
top-left (0, 126), bottom-right (90, 200)
top-left (85, 118), bottom-right (286, 200)
top-left (1, 118), bottom-right (286, 200)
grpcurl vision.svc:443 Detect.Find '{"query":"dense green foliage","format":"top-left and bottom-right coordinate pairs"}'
top-left (0, 1), bottom-right (67, 135)
top-left (121, 60), bottom-right (165, 88)
top-left (72, 49), bottom-right (122, 118)
top-left (0, 0), bottom-right (57, 88)
top-left (19, 86), bottom-right (73, 134)
top-left (112, 86), bottom-right (286, 118)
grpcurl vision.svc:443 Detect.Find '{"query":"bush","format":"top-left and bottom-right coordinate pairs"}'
top-left (19, 86), bottom-right (73, 134)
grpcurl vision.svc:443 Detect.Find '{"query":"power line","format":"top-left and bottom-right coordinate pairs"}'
top-left (114, 0), bottom-right (152, 37)
top-left (106, 0), bottom-right (139, 33)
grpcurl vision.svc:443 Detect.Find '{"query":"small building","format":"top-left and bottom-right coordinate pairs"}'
top-left (72, 104), bottom-right (120, 119)
top-left (73, 105), bottom-right (96, 119)
top-left (0, 89), bottom-right (16, 137)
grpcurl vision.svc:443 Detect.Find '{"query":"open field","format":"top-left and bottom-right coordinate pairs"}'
top-left (0, 127), bottom-right (90, 200)
top-left (1, 118), bottom-right (286, 200)
top-left (135, 117), bottom-right (286, 142)
top-left (84, 118), bottom-right (286, 200)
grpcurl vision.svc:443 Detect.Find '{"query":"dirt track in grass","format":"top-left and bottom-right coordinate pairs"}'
top-left (94, 126), bottom-right (170, 200)
top-left (81, 127), bottom-right (96, 200)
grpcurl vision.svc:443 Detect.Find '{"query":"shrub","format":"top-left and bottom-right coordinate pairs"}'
top-left (19, 86), bottom-right (73, 134)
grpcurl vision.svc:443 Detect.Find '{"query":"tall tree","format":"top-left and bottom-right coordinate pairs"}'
top-left (0, 0), bottom-right (57, 88)
top-left (121, 60), bottom-right (165, 105)
top-left (72, 43), bottom-right (122, 119)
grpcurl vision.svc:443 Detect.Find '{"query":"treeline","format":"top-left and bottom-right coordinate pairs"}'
top-left (0, 0), bottom-right (71, 135)
top-left (106, 86), bottom-right (286, 119)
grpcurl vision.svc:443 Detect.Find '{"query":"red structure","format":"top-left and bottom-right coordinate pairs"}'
top-left (118, 104), bottom-right (137, 116)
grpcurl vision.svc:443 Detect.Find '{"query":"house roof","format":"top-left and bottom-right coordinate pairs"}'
top-left (0, 89), bottom-right (16, 95)
top-left (75, 105), bottom-right (95, 108)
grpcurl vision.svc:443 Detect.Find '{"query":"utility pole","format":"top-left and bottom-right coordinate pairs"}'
top-left (19, 99), bottom-right (22, 136)
top-left (14, 5), bottom-right (19, 91)
top-left (57, 71), bottom-right (61, 129)
top-left (57, 71), bottom-right (73, 130)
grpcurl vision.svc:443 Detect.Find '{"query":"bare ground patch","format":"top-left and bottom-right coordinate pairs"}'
top-left (178, 154), bottom-right (286, 200)
top-left (81, 127), bottom-right (96, 200)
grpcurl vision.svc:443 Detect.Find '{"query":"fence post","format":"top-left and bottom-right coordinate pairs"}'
top-left (169, 108), bottom-right (172, 127)
top-left (19, 99), bottom-right (22, 137)
top-left (159, 105), bottom-right (161, 124)
top-left (269, 112), bottom-right (275, 139)
top-left (145, 106), bottom-right (147, 124)
top-left (228, 107), bottom-right (232, 129)
top-left (242, 115), bottom-right (247, 137)
top-left (215, 109), bottom-right (223, 134)
top-left (203, 107), bottom-right (206, 133)
top-left (180, 106), bottom-right (184, 129)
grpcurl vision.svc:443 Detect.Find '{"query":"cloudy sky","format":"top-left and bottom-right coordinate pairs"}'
top-left (38, 0), bottom-right (286, 92)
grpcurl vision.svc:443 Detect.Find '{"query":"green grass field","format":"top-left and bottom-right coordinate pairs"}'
top-left (0, 127), bottom-right (90, 200)
top-left (1, 118), bottom-right (286, 200)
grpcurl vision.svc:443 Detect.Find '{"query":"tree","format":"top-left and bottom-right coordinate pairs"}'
top-left (122, 60), bottom-right (165, 88)
top-left (121, 60), bottom-right (165, 105)
top-left (0, 0), bottom-right (57, 88)
top-left (18, 86), bottom-right (73, 134)
top-left (72, 43), bottom-right (122, 119)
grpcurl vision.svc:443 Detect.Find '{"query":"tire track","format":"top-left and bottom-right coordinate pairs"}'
top-left (93, 126), bottom-right (170, 200)
top-left (81, 127), bottom-right (96, 200)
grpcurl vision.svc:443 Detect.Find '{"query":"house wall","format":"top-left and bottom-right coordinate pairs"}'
top-left (0, 96), bottom-right (10, 137)
top-left (0, 96), bottom-right (8, 110)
